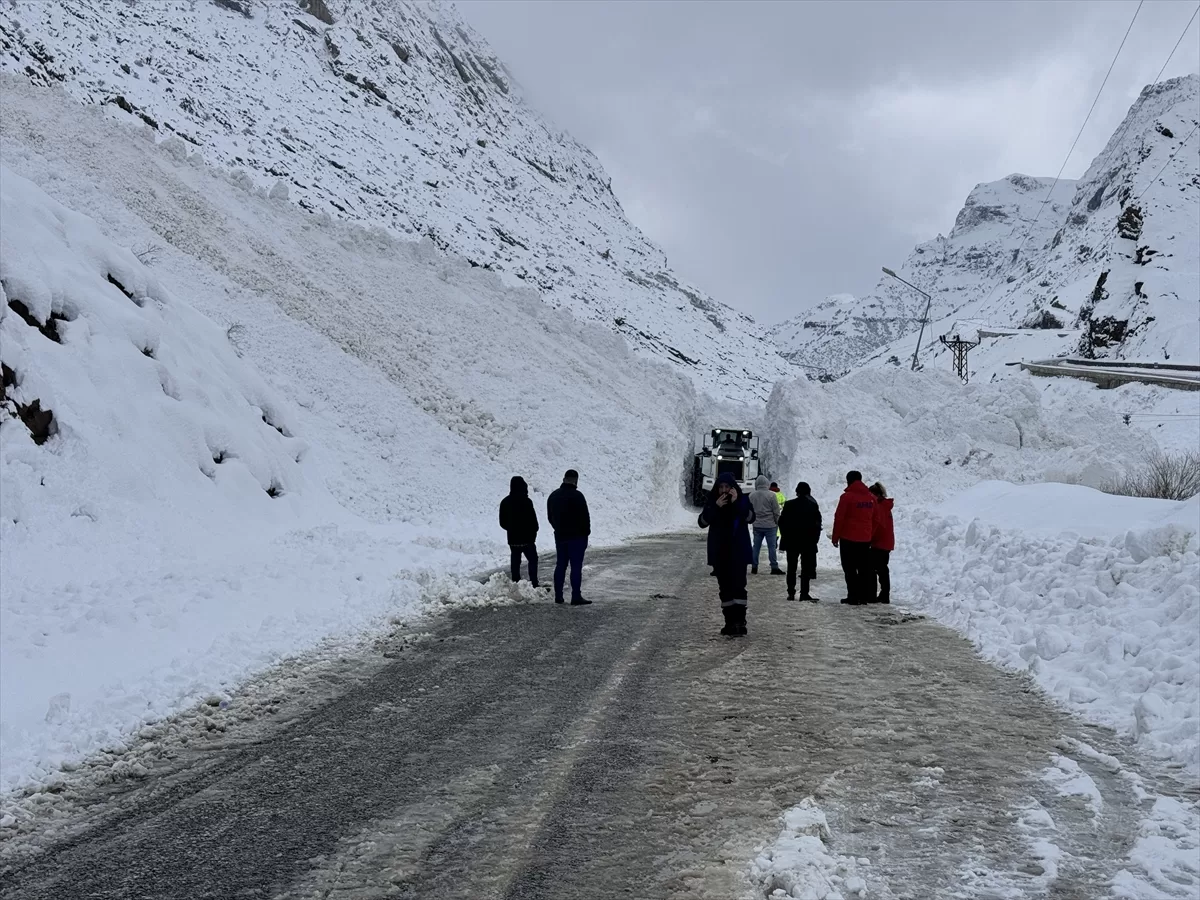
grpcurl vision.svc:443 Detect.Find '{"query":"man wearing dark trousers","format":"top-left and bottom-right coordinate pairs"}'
top-left (778, 481), bottom-right (822, 602)
top-left (498, 475), bottom-right (540, 587)
top-left (547, 469), bottom-right (591, 605)
top-left (830, 470), bottom-right (876, 604)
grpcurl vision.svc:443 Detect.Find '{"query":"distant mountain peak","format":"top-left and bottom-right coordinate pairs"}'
top-left (773, 73), bottom-right (1199, 375)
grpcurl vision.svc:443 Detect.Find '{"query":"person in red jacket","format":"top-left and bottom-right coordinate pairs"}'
top-left (869, 482), bottom-right (895, 604)
top-left (830, 470), bottom-right (875, 605)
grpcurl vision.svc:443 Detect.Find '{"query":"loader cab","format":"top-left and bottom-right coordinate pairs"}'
top-left (690, 428), bottom-right (760, 505)
top-left (712, 429), bottom-right (750, 482)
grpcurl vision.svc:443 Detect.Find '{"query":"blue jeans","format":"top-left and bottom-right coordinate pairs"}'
top-left (752, 528), bottom-right (778, 570)
top-left (554, 536), bottom-right (588, 601)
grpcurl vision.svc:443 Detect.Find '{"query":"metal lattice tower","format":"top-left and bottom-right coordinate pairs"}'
top-left (939, 333), bottom-right (980, 384)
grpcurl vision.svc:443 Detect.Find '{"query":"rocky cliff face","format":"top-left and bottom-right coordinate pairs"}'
top-left (1009, 75), bottom-right (1199, 363)
top-left (773, 74), bottom-right (1199, 374)
top-left (0, 0), bottom-right (793, 401)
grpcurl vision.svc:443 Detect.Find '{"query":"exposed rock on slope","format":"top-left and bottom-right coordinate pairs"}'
top-left (0, 0), bottom-right (792, 400)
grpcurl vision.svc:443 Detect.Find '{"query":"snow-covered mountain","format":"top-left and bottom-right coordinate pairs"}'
top-left (0, 0), bottom-right (792, 401)
top-left (774, 75), bottom-right (1199, 376)
top-left (770, 174), bottom-right (1078, 376)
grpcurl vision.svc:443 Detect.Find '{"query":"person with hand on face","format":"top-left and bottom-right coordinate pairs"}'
top-left (699, 472), bottom-right (755, 636)
top-left (830, 470), bottom-right (876, 605)
top-left (547, 469), bottom-right (591, 606)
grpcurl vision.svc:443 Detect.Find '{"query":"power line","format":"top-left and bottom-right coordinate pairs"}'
top-left (1133, 122), bottom-right (1199, 203)
top-left (1151, 4), bottom-right (1199, 87)
top-left (1103, 3), bottom-right (1200, 161)
top-left (971, 0), bottom-right (1145, 317)
top-left (1005, 0), bottom-right (1145, 243)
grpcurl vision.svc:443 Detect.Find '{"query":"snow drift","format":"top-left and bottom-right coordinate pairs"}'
top-left (762, 367), bottom-right (1155, 506)
top-left (904, 488), bottom-right (1199, 776)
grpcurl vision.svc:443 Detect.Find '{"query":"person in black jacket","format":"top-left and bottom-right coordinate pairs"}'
top-left (778, 481), bottom-right (822, 602)
top-left (546, 469), bottom-right (591, 605)
top-left (499, 476), bottom-right (540, 587)
top-left (698, 472), bottom-right (755, 636)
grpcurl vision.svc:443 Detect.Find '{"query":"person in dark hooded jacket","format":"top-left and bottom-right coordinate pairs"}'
top-left (778, 481), bottom-right (822, 602)
top-left (499, 476), bottom-right (539, 587)
top-left (698, 472), bottom-right (755, 636)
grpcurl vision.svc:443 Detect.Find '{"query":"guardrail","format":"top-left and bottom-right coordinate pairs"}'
top-left (1015, 357), bottom-right (1200, 391)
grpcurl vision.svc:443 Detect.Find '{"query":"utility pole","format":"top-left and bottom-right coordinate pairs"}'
top-left (939, 333), bottom-right (980, 384)
top-left (881, 267), bottom-right (933, 371)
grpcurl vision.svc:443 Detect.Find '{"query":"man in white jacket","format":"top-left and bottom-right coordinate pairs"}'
top-left (748, 475), bottom-right (784, 575)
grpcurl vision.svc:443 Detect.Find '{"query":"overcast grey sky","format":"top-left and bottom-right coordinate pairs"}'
top-left (457, 0), bottom-right (1199, 325)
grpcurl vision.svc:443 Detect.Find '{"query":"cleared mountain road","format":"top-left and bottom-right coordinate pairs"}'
top-left (0, 534), bottom-right (1181, 899)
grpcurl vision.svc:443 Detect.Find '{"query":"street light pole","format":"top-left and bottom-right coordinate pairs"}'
top-left (882, 267), bottom-right (933, 372)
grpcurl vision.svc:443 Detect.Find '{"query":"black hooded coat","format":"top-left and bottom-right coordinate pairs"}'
top-left (499, 476), bottom-right (539, 546)
top-left (699, 474), bottom-right (755, 568)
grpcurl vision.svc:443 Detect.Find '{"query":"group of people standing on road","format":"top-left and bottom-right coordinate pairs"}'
top-left (699, 470), bottom-right (895, 637)
top-left (497, 469), bottom-right (592, 606)
top-left (498, 466), bottom-right (895, 638)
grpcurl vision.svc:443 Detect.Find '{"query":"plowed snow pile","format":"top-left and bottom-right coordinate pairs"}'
top-left (0, 81), bottom-right (702, 794)
top-left (766, 371), bottom-right (1199, 778)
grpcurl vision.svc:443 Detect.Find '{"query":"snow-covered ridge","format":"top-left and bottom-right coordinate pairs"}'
top-left (0, 0), bottom-right (793, 401)
top-left (775, 75), bottom-right (1199, 377)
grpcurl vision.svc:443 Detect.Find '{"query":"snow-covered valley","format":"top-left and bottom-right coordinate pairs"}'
top-left (0, 1), bottom-right (1197, 895)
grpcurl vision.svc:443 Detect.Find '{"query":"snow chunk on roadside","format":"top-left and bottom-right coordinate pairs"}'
top-left (750, 798), bottom-right (870, 899)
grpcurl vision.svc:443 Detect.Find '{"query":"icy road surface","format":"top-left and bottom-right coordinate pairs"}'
top-left (1, 535), bottom-right (1192, 899)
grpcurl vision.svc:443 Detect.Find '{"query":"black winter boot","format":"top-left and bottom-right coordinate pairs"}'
top-left (736, 605), bottom-right (748, 636)
top-left (800, 576), bottom-right (819, 602)
top-left (720, 607), bottom-right (735, 636)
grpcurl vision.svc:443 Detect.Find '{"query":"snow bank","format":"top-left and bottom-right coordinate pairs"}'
top-left (0, 80), bottom-right (711, 793)
top-left (898, 488), bottom-right (1199, 775)
top-left (765, 372), bottom-right (1198, 773)
top-left (938, 480), bottom-right (1200, 541)
top-left (763, 367), bottom-right (1155, 505)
